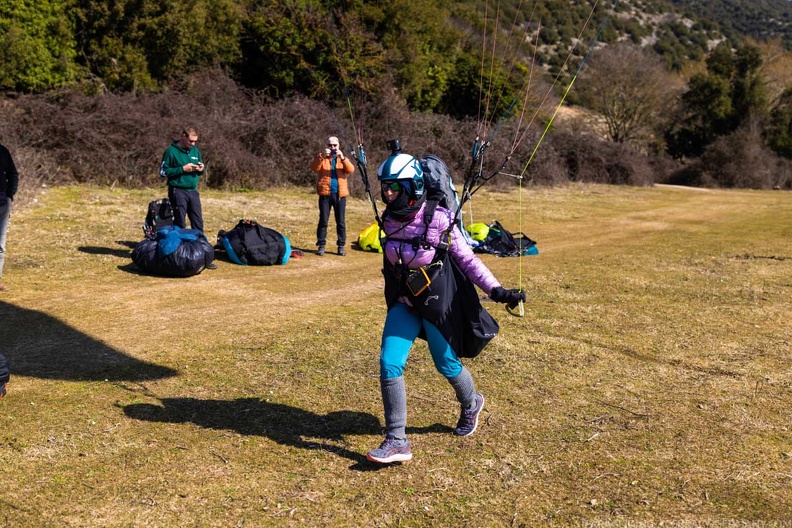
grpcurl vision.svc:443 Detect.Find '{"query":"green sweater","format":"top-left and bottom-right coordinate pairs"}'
top-left (160, 141), bottom-right (204, 190)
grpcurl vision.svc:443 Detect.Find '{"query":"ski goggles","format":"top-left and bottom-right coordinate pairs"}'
top-left (381, 182), bottom-right (402, 193)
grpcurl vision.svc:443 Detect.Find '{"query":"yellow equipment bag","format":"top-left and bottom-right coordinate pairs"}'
top-left (466, 222), bottom-right (490, 242)
top-left (358, 222), bottom-right (385, 253)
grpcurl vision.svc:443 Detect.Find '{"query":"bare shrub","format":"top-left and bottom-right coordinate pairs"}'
top-left (696, 128), bottom-right (783, 189)
top-left (1, 147), bottom-right (65, 208)
top-left (650, 154), bottom-right (684, 185)
top-left (550, 131), bottom-right (655, 186)
top-left (0, 69), bottom-right (672, 197)
top-left (771, 157), bottom-right (791, 190)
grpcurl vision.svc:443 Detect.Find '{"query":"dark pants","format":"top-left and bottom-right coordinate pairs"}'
top-left (168, 187), bottom-right (204, 232)
top-left (316, 194), bottom-right (346, 247)
top-left (0, 353), bottom-right (9, 385)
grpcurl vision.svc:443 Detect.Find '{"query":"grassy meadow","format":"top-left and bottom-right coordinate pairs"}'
top-left (0, 183), bottom-right (790, 527)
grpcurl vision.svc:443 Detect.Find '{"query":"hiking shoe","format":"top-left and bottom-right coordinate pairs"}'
top-left (454, 393), bottom-right (485, 436)
top-left (206, 262), bottom-right (217, 270)
top-left (0, 383), bottom-right (6, 398)
top-left (366, 437), bottom-right (412, 464)
top-left (317, 246), bottom-right (325, 256)
top-left (338, 246), bottom-right (346, 256)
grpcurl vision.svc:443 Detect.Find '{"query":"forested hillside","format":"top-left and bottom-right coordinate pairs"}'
top-left (0, 0), bottom-right (790, 192)
top-left (670, 0), bottom-right (792, 50)
top-left (1, 0), bottom-right (783, 100)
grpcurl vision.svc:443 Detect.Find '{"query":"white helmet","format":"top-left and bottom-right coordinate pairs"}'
top-left (377, 153), bottom-right (425, 200)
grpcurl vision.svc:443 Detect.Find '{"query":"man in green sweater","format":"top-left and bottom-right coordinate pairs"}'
top-left (160, 127), bottom-right (207, 232)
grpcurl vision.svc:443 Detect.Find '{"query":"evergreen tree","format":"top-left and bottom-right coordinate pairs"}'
top-left (765, 87), bottom-right (792, 158)
top-left (666, 41), bottom-right (768, 158)
top-left (0, 0), bottom-right (77, 92)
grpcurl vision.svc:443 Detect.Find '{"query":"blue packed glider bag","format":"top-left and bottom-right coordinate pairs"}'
top-left (216, 219), bottom-right (290, 265)
top-left (132, 226), bottom-right (215, 277)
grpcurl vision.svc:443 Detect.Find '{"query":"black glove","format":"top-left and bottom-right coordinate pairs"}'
top-left (490, 287), bottom-right (526, 309)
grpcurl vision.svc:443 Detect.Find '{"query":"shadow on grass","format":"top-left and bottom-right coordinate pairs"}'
top-left (0, 301), bottom-right (177, 381)
top-left (211, 245), bottom-right (312, 264)
top-left (78, 240), bottom-right (140, 259)
top-left (123, 397), bottom-right (451, 470)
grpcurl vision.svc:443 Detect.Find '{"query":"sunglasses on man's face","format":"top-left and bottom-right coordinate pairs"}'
top-left (381, 182), bottom-right (401, 193)
top-left (328, 143), bottom-right (338, 147)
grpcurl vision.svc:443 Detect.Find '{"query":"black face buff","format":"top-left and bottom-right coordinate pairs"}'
top-left (386, 189), bottom-right (426, 220)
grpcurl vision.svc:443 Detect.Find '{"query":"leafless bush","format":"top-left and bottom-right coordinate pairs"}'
top-left (772, 158), bottom-right (791, 190)
top-left (664, 128), bottom-right (790, 189)
top-left (550, 131), bottom-right (655, 186)
top-left (0, 69), bottom-right (672, 198)
top-left (698, 129), bottom-right (783, 189)
top-left (2, 147), bottom-right (65, 207)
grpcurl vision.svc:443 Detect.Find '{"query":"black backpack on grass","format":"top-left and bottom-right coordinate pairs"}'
top-left (216, 219), bottom-right (289, 266)
top-left (143, 198), bottom-right (175, 240)
top-left (474, 221), bottom-right (537, 257)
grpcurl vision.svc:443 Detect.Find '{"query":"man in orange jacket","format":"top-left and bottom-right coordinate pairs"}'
top-left (310, 136), bottom-right (355, 256)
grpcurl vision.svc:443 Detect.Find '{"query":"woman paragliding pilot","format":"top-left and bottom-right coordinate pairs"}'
top-left (366, 140), bottom-right (525, 464)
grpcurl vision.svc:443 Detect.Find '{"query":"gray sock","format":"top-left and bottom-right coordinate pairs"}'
top-left (381, 376), bottom-right (407, 441)
top-left (448, 367), bottom-right (477, 410)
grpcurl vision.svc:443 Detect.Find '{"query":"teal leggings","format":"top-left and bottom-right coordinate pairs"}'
top-left (380, 302), bottom-right (463, 380)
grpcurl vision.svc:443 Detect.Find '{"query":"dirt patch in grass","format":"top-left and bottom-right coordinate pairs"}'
top-left (0, 184), bottom-right (789, 526)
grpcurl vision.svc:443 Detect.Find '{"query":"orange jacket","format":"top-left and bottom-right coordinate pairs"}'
top-left (310, 153), bottom-right (355, 197)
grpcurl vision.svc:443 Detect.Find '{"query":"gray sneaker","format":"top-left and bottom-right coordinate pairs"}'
top-left (317, 246), bottom-right (325, 256)
top-left (454, 393), bottom-right (484, 436)
top-left (366, 437), bottom-right (412, 464)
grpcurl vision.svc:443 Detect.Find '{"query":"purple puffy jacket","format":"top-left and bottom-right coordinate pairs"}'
top-left (382, 202), bottom-right (501, 298)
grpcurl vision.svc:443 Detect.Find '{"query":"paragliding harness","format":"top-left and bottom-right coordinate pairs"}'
top-left (383, 200), bottom-right (499, 358)
top-left (143, 198), bottom-right (175, 240)
top-left (216, 219), bottom-right (290, 266)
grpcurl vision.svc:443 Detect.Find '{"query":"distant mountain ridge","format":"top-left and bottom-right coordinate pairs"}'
top-left (668, 0), bottom-right (792, 49)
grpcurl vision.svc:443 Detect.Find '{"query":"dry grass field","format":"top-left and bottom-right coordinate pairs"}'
top-left (0, 183), bottom-right (790, 527)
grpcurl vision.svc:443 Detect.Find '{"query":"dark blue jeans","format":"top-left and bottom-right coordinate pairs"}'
top-left (316, 194), bottom-right (346, 247)
top-left (0, 353), bottom-right (9, 385)
top-left (168, 187), bottom-right (204, 232)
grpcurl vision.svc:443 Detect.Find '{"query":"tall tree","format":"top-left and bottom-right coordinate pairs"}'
top-left (239, 0), bottom-right (384, 100)
top-left (0, 0), bottom-right (77, 92)
top-left (765, 87), bottom-right (792, 158)
top-left (578, 44), bottom-right (680, 148)
top-left (71, 0), bottom-right (243, 92)
top-left (666, 41), bottom-right (768, 158)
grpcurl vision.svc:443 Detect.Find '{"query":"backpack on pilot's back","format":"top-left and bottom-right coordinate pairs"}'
top-left (143, 198), bottom-right (175, 239)
top-left (420, 154), bottom-right (475, 245)
top-left (420, 154), bottom-right (458, 211)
